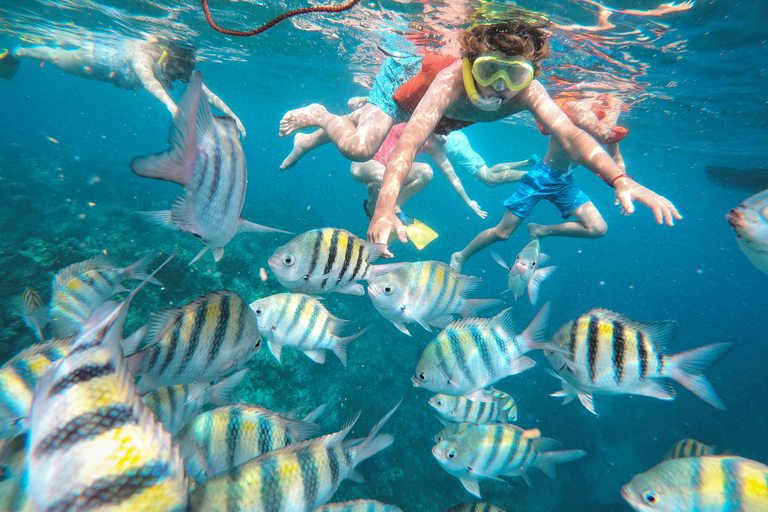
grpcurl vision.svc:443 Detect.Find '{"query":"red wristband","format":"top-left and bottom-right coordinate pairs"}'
top-left (610, 173), bottom-right (630, 188)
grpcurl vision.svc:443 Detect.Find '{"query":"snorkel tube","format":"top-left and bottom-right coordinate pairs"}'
top-left (462, 57), bottom-right (503, 112)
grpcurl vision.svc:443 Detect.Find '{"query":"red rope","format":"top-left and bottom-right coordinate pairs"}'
top-left (202, 0), bottom-right (362, 37)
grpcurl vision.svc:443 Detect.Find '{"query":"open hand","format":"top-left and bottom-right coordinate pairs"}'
top-left (368, 209), bottom-right (406, 258)
top-left (469, 200), bottom-right (488, 219)
top-left (614, 178), bottom-right (682, 226)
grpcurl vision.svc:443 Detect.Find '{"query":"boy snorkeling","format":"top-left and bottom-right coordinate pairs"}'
top-left (0, 38), bottom-right (246, 137)
top-left (364, 16), bottom-right (680, 255)
top-left (450, 91), bottom-right (628, 272)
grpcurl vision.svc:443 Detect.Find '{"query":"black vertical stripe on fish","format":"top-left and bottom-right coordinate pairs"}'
top-left (166, 386), bottom-right (177, 427)
top-left (360, 261), bottom-right (371, 280)
top-left (336, 236), bottom-right (356, 284)
top-left (42, 346), bottom-right (66, 363)
top-left (305, 231), bottom-right (324, 281)
top-left (518, 435), bottom-right (535, 470)
top-left (433, 267), bottom-right (455, 317)
top-left (349, 243), bottom-right (365, 283)
top-left (612, 321), bottom-right (626, 384)
top-left (283, 429), bottom-right (293, 446)
top-left (298, 449), bottom-right (319, 508)
top-left (492, 331), bottom-right (508, 362)
top-left (657, 352), bottom-right (665, 374)
top-left (260, 457), bottom-right (283, 511)
top-left (448, 330), bottom-right (473, 387)
top-left (225, 466), bottom-right (244, 512)
top-left (145, 345), bottom-right (161, 373)
top-left (208, 294), bottom-right (231, 365)
top-left (327, 447), bottom-right (341, 488)
top-left (722, 458), bottom-right (740, 508)
top-left (46, 460), bottom-right (172, 511)
top-left (159, 324), bottom-right (181, 375)
top-left (586, 316), bottom-right (600, 382)
top-left (222, 130), bottom-right (239, 214)
top-left (287, 296), bottom-right (309, 335)
top-left (178, 299), bottom-right (208, 376)
top-left (323, 230), bottom-right (341, 277)
top-left (471, 326), bottom-right (494, 375)
top-left (235, 298), bottom-right (248, 346)
top-left (485, 425), bottom-right (505, 469)
top-left (226, 407), bottom-right (242, 470)
top-left (257, 414), bottom-right (272, 455)
top-left (11, 359), bottom-right (36, 390)
top-left (475, 400), bottom-right (487, 423)
top-left (195, 152), bottom-right (209, 194)
top-left (34, 404), bottom-right (134, 457)
top-left (47, 362), bottom-right (115, 398)
top-left (207, 133), bottom-right (222, 205)
top-left (638, 331), bottom-right (648, 379)
top-left (569, 320), bottom-right (578, 358)
top-left (299, 307), bottom-right (321, 345)
top-left (98, 269), bottom-right (115, 288)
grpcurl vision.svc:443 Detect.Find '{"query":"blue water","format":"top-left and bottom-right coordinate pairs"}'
top-left (0, 1), bottom-right (766, 511)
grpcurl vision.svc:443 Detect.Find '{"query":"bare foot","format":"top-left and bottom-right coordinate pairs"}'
top-left (528, 223), bottom-right (544, 240)
top-left (449, 252), bottom-right (464, 272)
top-left (280, 133), bottom-right (315, 170)
top-left (279, 104), bottom-right (328, 137)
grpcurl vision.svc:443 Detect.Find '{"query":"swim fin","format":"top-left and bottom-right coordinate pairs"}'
top-left (389, 210), bottom-right (438, 250)
top-left (0, 50), bottom-right (20, 80)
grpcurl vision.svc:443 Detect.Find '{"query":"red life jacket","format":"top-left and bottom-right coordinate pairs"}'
top-left (393, 54), bottom-right (474, 135)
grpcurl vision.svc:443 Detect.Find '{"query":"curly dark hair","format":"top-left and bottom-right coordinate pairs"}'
top-left (159, 41), bottom-right (197, 86)
top-left (459, 19), bottom-right (551, 78)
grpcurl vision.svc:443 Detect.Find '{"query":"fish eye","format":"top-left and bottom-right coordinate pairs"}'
top-left (437, 399), bottom-right (442, 406)
top-left (254, 338), bottom-right (261, 347)
top-left (418, 372), bottom-right (428, 381)
top-left (255, 307), bottom-right (263, 315)
top-left (761, 206), bottom-right (768, 222)
top-left (383, 284), bottom-right (394, 295)
top-left (283, 254), bottom-right (295, 266)
top-left (447, 450), bottom-right (456, 459)
top-left (642, 490), bottom-right (660, 505)
top-left (531, 261), bottom-right (536, 266)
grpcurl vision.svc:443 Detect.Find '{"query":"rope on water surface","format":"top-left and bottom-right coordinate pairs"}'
top-left (201, 0), bottom-right (362, 37)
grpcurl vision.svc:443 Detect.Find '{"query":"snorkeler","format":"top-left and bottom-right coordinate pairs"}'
top-left (0, 38), bottom-right (246, 137)
top-left (450, 92), bottom-right (628, 272)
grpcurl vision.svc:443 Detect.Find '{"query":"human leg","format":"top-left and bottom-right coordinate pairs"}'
top-left (450, 211), bottom-right (525, 272)
top-left (395, 162), bottom-right (433, 210)
top-left (528, 201), bottom-right (607, 240)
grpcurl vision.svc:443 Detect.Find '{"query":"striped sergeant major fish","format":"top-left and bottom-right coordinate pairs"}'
top-left (435, 422), bottom-right (472, 444)
top-left (0, 433), bottom-right (26, 478)
top-left (663, 438), bottom-right (718, 461)
top-left (177, 403), bottom-right (327, 481)
top-left (444, 503), bottom-right (507, 512)
top-left (188, 401), bottom-right (400, 512)
top-left (432, 423), bottom-right (586, 498)
top-left (429, 387), bottom-right (518, 425)
top-left (131, 71), bottom-right (290, 265)
top-left (26, 343), bottom-right (188, 511)
top-left (544, 309), bottom-right (732, 415)
top-left (19, 287), bottom-right (45, 341)
top-left (413, 303), bottom-right (558, 399)
top-left (249, 292), bottom-right (370, 367)
top-left (491, 240), bottom-right (557, 306)
top-left (268, 228), bottom-right (393, 296)
top-left (44, 251), bottom-right (162, 337)
top-left (0, 335), bottom-right (75, 438)
top-left (317, 500), bottom-right (404, 512)
top-left (622, 456), bottom-right (768, 512)
top-left (367, 261), bottom-right (503, 336)
top-left (141, 369), bottom-right (248, 436)
top-left (126, 290), bottom-right (262, 394)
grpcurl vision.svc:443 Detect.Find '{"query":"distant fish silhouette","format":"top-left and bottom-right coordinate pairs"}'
top-left (705, 166), bottom-right (768, 191)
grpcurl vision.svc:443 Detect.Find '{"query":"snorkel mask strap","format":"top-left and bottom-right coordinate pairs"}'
top-left (462, 57), bottom-right (502, 112)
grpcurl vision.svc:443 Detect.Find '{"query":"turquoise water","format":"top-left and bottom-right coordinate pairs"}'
top-left (0, 1), bottom-right (766, 511)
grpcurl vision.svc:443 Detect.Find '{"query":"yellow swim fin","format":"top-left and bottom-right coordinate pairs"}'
top-left (0, 50), bottom-right (20, 80)
top-left (388, 211), bottom-right (438, 250)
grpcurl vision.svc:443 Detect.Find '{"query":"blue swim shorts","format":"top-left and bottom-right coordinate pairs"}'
top-left (503, 161), bottom-right (590, 219)
top-left (445, 131), bottom-right (486, 176)
top-left (367, 56), bottom-right (423, 123)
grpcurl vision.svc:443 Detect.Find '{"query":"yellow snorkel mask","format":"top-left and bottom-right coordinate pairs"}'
top-left (472, 53), bottom-right (534, 91)
top-left (463, 57), bottom-right (502, 112)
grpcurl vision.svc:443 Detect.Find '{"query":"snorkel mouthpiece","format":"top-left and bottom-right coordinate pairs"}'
top-left (462, 57), bottom-right (503, 112)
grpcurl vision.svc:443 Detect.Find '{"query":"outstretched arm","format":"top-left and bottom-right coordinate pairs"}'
top-left (202, 84), bottom-right (246, 139)
top-left (132, 53), bottom-right (177, 115)
top-left (424, 143), bottom-right (486, 218)
top-left (526, 82), bottom-right (681, 226)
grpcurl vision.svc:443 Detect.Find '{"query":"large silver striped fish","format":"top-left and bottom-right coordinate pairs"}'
top-left (249, 292), bottom-right (369, 366)
top-left (177, 402), bottom-right (325, 481)
top-left (432, 423), bottom-right (586, 497)
top-left (429, 387), bottom-right (517, 425)
top-left (268, 228), bottom-right (392, 295)
top-left (317, 500), bottom-right (403, 512)
top-left (188, 402), bottom-right (399, 512)
top-left (127, 290), bottom-right (261, 394)
top-left (444, 503), bottom-right (507, 512)
top-left (367, 261), bottom-right (502, 336)
top-left (132, 71), bottom-right (289, 265)
top-left (544, 309), bottom-right (732, 415)
top-left (26, 343), bottom-right (188, 512)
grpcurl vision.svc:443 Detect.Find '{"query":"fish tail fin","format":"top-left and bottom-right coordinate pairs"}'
top-left (668, 342), bottom-right (733, 410)
top-left (124, 251), bottom-right (163, 286)
top-left (301, 403), bottom-right (328, 424)
top-left (521, 301), bottom-right (552, 352)
top-left (141, 210), bottom-right (175, 229)
top-left (121, 323), bottom-right (147, 356)
top-left (208, 369), bottom-right (249, 406)
top-left (130, 72), bottom-right (203, 186)
top-left (527, 265), bottom-right (557, 306)
top-left (460, 298), bottom-right (505, 318)
top-left (238, 218), bottom-right (293, 235)
top-left (346, 400), bottom-right (401, 467)
top-left (334, 326), bottom-right (370, 367)
top-left (533, 449), bottom-right (587, 479)
top-left (189, 247), bottom-right (208, 266)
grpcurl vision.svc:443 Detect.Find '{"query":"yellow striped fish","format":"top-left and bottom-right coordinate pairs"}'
top-left (141, 369), bottom-right (248, 436)
top-left (413, 304), bottom-right (556, 398)
top-left (188, 402), bottom-right (400, 512)
top-left (622, 456), bottom-right (768, 511)
top-left (250, 293), bottom-right (369, 366)
top-left (127, 290), bottom-right (261, 394)
top-left (429, 387), bottom-right (518, 424)
top-left (0, 433), bottom-right (26, 478)
top-left (19, 287), bottom-right (45, 341)
top-left (432, 423), bottom-right (586, 498)
top-left (544, 309), bottom-right (733, 414)
top-left (26, 344), bottom-right (188, 512)
top-left (444, 503), bottom-right (506, 512)
top-left (434, 422), bottom-right (472, 444)
top-left (0, 336), bottom-right (75, 438)
top-left (317, 500), bottom-right (403, 512)
top-left (177, 402), bottom-right (325, 481)
top-left (48, 251), bottom-right (162, 337)
top-left (268, 228), bottom-right (389, 295)
top-left (367, 261), bottom-right (503, 336)
top-left (663, 438), bottom-right (718, 461)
